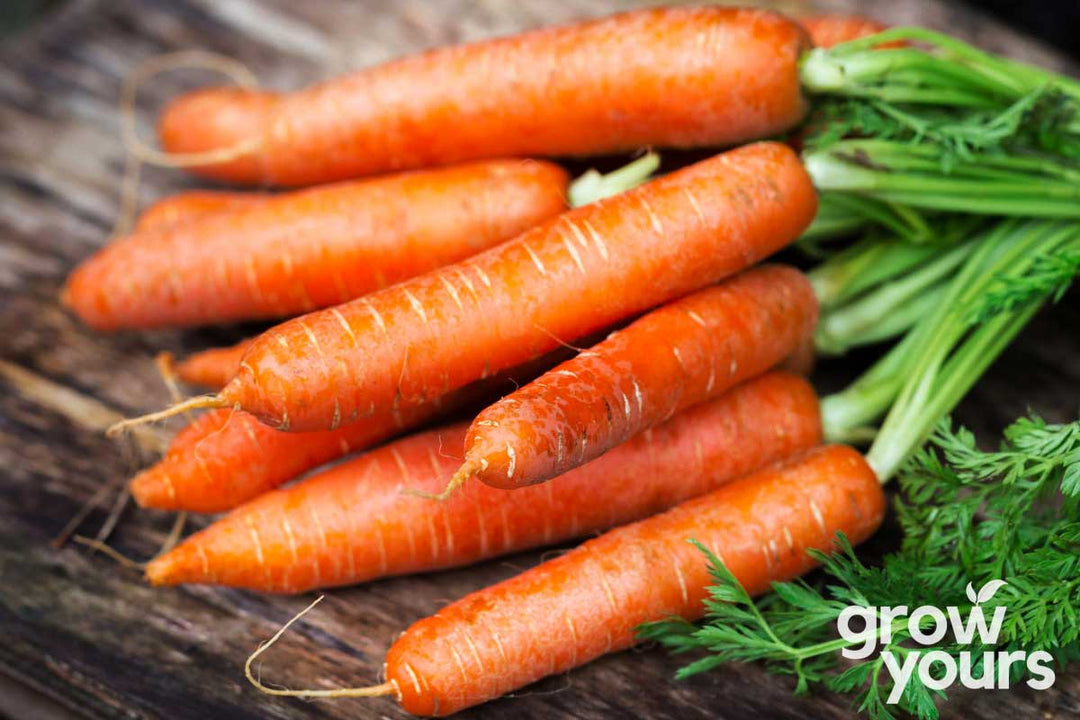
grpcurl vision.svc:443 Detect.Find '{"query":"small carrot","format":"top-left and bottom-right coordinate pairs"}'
top-left (128, 403), bottom-right (438, 514)
top-left (450, 265), bottom-right (818, 492)
top-left (113, 142), bottom-right (816, 434)
top-left (65, 159), bottom-right (568, 330)
top-left (174, 338), bottom-right (253, 389)
top-left (146, 371), bottom-right (822, 591)
top-left (247, 445), bottom-right (885, 714)
top-left (130, 346), bottom-right (575, 513)
top-left (133, 190), bottom-right (264, 232)
top-left (158, 7), bottom-right (809, 186)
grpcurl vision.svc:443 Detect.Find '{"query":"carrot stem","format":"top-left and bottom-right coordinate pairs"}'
top-left (568, 151), bottom-right (660, 207)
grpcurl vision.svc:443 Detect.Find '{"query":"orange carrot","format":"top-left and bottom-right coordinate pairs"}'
top-left (122, 142), bottom-right (815, 434)
top-left (248, 445), bottom-right (885, 714)
top-left (129, 404), bottom-right (437, 514)
top-left (130, 347), bottom-right (575, 513)
top-left (174, 338), bottom-right (253, 389)
top-left (158, 7), bottom-right (810, 186)
top-left (453, 265), bottom-right (818, 491)
top-left (801, 14), bottom-right (899, 49)
top-left (146, 371), bottom-right (822, 591)
top-left (65, 160), bottom-right (568, 330)
top-left (133, 190), bottom-right (264, 232)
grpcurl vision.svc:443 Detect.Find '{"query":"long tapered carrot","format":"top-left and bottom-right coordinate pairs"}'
top-left (130, 346), bottom-right (576, 513)
top-left (452, 265), bottom-right (818, 492)
top-left (158, 7), bottom-right (810, 186)
top-left (174, 338), bottom-right (253, 389)
top-left (65, 160), bottom-right (568, 330)
top-left (146, 371), bottom-right (822, 591)
top-left (116, 142), bottom-right (816, 434)
top-left (248, 445), bottom-right (884, 714)
top-left (133, 190), bottom-right (265, 232)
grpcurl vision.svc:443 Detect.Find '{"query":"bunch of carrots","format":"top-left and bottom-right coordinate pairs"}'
top-left (61, 7), bottom-right (1080, 717)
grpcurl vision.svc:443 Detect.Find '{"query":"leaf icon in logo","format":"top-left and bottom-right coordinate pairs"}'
top-left (966, 580), bottom-right (1008, 604)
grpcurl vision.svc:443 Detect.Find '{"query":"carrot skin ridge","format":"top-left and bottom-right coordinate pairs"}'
top-left (158, 7), bottom-right (810, 186)
top-left (386, 445), bottom-right (886, 716)
top-left (144, 371), bottom-right (823, 593)
top-left (66, 159), bottom-right (569, 330)
top-left (224, 142), bottom-right (818, 432)
top-left (462, 264), bottom-right (819, 489)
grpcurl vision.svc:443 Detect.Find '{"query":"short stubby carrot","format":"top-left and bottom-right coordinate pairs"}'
top-left (175, 338), bottom-right (253, 389)
top-left (457, 265), bottom-right (818, 490)
top-left (158, 7), bottom-right (810, 186)
top-left (133, 190), bottom-right (265, 232)
top-left (131, 347), bottom-right (576, 513)
top-left (145, 371), bottom-right (823, 592)
top-left (173, 142), bottom-right (816, 433)
top-left (65, 160), bottom-right (568, 330)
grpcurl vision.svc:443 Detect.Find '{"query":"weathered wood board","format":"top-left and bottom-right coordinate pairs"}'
top-left (1, 1), bottom-right (1078, 718)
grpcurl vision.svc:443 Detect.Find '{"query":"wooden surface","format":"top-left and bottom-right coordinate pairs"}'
top-left (1, 1), bottom-right (1078, 719)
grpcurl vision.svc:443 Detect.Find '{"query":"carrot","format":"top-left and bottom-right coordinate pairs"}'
top-left (65, 160), bottom-right (568, 330)
top-left (129, 403), bottom-right (437, 514)
top-left (247, 445), bottom-right (885, 714)
top-left (130, 346), bottom-right (576, 513)
top-left (451, 265), bottom-right (818, 492)
top-left (801, 14), bottom-right (888, 49)
top-left (174, 338), bottom-right (253, 389)
top-left (158, 7), bottom-right (810, 186)
top-left (146, 371), bottom-right (822, 591)
top-left (133, 190), bottom-right (264, 232)
top-left (114, 142), bottom-right (816, 435)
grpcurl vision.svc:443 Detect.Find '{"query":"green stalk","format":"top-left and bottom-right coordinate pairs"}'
top-left (801, 27), bottom-right (1080, 104)
top-left (816, 275), bottom-right (950, 356)
top-left (568, 152), bottom-right (660, 207)
top-left (820, 332), bottom-right (918, 442)
top-left (830, 219), bottom-right (1080, 480)
top-left (805, 151), bottom-right (1080, 217)
top-left (866, 303), bottom-right (1039, 480)
top-left (835, 284), bottom-right (945, 351)
top-left (809, 216), bottom-right (982, 308)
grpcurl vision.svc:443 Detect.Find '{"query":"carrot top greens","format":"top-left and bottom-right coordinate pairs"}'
top-left (641, 415), bottom-right (1080, 720)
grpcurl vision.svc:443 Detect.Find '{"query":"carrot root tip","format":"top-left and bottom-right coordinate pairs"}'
top-left (403, 463), bottom-right (474, 501)
top-left (245, 595), bottom-right (397, 699)
top-left (72, 535), bottom-right (148, 570)
top-left (106, 394), bottom-right (227, 437)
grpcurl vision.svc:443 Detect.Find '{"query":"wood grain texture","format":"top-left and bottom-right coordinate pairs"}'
top-left (0, 1), bottom-right (1078, 718)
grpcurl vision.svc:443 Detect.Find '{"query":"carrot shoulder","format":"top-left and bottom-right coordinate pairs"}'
top-left (158, 7), bottom-right (809, 186)
top-left (381, 445), bottom-right (885, 715)
top-left (207, 142), bottom-right (816, 432)
top-left (65, 160), bottom-right (568, 330)
top-left (146, 371), bottom-right (823, 592)
top-left (458, 264), bottom-right (818, 490)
